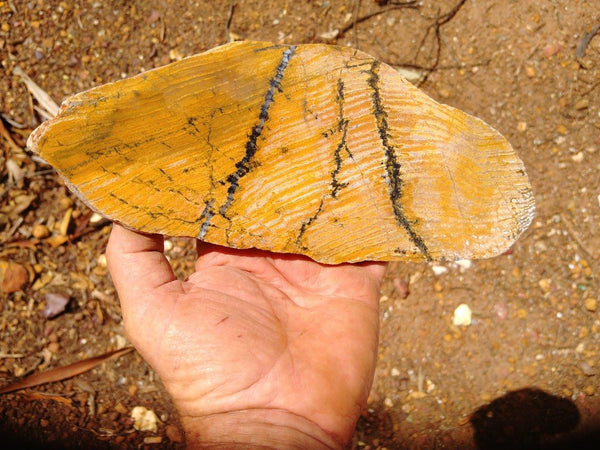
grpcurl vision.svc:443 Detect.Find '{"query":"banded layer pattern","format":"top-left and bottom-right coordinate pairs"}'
top-left (28, 41), bottom-right (535, 264)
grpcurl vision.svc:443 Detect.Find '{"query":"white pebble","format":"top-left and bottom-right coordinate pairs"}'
top-left (97, 253), bottom-right (107, 268)
top-left (452, 304), bottom-right (472, 326)
top-left (455, 259), bottom-right (472, 269)
top-left (431, 265), bottom-right (448, 275)
top-left (571, 152), bottom-right (584, 162)
top-left (89, 212), bottom-right (104, 224)
top-left (131, 406), bottom-right (158, 432)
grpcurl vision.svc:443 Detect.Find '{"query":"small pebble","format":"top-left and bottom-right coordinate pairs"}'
top-left (517, 121), bottom-right (528, 132)
top-left (542, 42), bottom-right (563, 57)
top-left (32, 223), bottom-right (50, 239)
top-left (538, 278), bottom-right (551, 293)
top-left (494, 302), bottom-right (508, 320)
top-left (89, 212), bottom-right (104, 223)
top-left (579, 361), bottom-right (595, 376)
top-left (47, 342), bottom-right (60, 353)
top-left (147, 9), bottom-right (161, 23)
top-left (574, 98), bottom-right (589, 110)
top-left (455, 259), bottom-right (472, 270)
top-left (383, 397), bottom-right (394, 407)
top-left (453, 304), bottom-right (472, 326)
top-left (525, 66), bottom-right (536, 77)
top-left (131, 406), bottom-right (159, 432)
top-left (584, 298), bottom-right (597, 312)
top-left (43, 292), bottom-right (70, 318)
top-left (391, 367), bottom-right (401, 377)
top-left (432, 265), bottom-right (448, 276)
top-left (1, 261), bottom-right (29, 294)
top-left (97, 254), bottom-right (107, 268)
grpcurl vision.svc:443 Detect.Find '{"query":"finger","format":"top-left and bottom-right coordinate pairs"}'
top-left (106, 224), bottom-right (179, 299)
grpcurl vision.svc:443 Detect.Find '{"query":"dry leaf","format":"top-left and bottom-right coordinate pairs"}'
top-left (0, 347), bottom-right (134, 395)
top-left (22, 391), bottom-right (73, 407)
top-left (13, 66), bottom-right (59, 118)
top-left (6, 159), bottom-right (25, 185)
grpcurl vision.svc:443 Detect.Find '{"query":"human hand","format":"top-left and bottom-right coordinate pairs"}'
top-left (106, 224), bottom-right (387, 449)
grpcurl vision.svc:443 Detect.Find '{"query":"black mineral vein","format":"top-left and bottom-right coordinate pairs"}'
top-left (366, 60), bottom-right (431, 260)
top-left (197, 45), bottom-right (297, 240)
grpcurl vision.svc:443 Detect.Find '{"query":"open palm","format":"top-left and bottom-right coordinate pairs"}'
top-left (106, 224), bottom-right (386, 448)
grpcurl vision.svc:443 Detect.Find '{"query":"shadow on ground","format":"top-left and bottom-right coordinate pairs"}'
top-left (470, 387), bottom-right (600, 449)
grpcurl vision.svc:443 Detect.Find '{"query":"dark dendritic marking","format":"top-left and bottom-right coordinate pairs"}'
top-left (197, 45), bottom-right (297, 239)
top-left (187, 116), bottom-right (201, 135)
top-left (366, 60), bottom-right (431, 260)
top-left (296, 78), bottom-right (352, 247)
top-left (296, 199), bottom-right (325, 247)
top-left (158, 167), bottom-right (173, 182)
top-left (331, 78), bottom-right (351, 199)
top-left (109, 193), bottom-right (197, 225)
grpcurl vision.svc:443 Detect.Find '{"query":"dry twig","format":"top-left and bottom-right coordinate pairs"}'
top-left (225, 0), bottom-right (236, 42)
top-left (576, 22), bottom-right (600, 61)
top-left (338, 1), bottom-right (419, 37)
top-left (413, 0), bottom-right (469, 85)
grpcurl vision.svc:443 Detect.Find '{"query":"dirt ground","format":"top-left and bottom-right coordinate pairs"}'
top-left (1, 0), bottom-right (600, 448)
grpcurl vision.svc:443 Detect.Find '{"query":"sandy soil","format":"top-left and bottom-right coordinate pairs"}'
top-left (1, 0), bottom-right (600, 448)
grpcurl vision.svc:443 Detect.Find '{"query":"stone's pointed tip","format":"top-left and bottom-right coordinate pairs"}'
top-left (27, 120), bottom-right (48, 154)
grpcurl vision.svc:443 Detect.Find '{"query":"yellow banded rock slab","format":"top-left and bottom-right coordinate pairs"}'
top-left (27, 41), bottom-right (535, 264)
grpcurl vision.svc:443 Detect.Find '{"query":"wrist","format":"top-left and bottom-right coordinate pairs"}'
top-left (180, 408), bottom-right (344, 449)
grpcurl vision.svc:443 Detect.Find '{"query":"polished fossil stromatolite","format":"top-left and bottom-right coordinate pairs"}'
top-left (27, 41), bottom-right (535, 264)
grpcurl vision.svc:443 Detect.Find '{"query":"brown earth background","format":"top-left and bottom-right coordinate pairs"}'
top-left (1, 0), bottom-right (600, 448)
